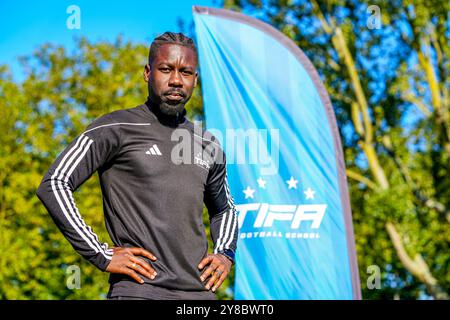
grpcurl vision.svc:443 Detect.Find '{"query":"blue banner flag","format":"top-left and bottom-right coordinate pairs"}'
top-left (193, 6), bottom-right (361, 300)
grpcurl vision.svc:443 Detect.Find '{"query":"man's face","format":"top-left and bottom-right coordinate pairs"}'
top-left (144, 43), bottom-right (198, 116)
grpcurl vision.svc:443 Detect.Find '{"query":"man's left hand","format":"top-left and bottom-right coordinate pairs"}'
top-left (198, 253), bottom-right (232, 292)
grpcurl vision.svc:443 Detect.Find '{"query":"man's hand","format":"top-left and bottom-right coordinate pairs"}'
top-left (106, 247), bottom-right (157, 284)
top-left (198, 253), bottom-right (232, 292)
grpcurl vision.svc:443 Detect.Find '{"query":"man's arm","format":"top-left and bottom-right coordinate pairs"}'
top-left (206, 165), bottom-right (238, 259)
top-left (36, 114), bottom-right (121, 271)
top-left (36, 115), bottom-right (158, 283)
top-left (199, 146), bottom-right (239, 292)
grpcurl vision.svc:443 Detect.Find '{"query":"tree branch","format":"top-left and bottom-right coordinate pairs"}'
top-left (311, 0), bottom-right (389, 190)
top-left (401, 92), bottom-right (432, 117)
top-left (386, 222), bottom-right (448, 299)
top-left (346, 169), bottom-right (377, 190)
top-left (382, 136), bottom-right (450, 223)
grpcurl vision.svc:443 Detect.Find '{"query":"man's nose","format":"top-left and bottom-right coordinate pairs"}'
top-left (169, 71), bottom-right (182, 87)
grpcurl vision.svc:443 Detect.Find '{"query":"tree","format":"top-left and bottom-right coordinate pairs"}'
top-left (223, 0), bottom-right (449, 299)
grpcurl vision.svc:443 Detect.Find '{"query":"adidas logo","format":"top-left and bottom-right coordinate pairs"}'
top-left (145, 144), bottom-right (162, 156)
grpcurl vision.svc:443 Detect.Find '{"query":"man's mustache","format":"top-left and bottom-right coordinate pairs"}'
top-left (164, 90), bottom-right (186, 97)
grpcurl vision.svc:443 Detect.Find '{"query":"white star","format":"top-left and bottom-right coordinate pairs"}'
top-left (304, 187), bottom-right (315, 199)
top-left (286, 176), bottom-right (298, 189)
top-left (243, 186), bottom-right (256, 199)
top-left (257, 177), bottom-right (266, 189)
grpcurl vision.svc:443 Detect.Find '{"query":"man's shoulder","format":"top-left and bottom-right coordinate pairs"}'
top-left (84, 104), bottom-right (150, 133)
top-left (99, 104), bottom-right (149, 123)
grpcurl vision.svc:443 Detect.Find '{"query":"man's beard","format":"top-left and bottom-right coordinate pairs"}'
top-left (159, 100), bottom-right (186, 116)
top-left (149, 85), bottom-right (188, 116)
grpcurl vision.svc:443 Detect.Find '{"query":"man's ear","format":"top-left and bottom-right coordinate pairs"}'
top-left (194, 72), bottom-right (198, 87)
top-left (143, 64), bottom-right (151, 82)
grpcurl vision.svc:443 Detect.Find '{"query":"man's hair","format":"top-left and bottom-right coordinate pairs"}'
top-left (148, 32), bottom-right (198, 65)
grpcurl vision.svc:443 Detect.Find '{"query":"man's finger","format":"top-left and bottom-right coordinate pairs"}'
top-left (206, 267), bottom-right (223, 290)
top-left (129, 255), bottom-right (157, 275)
top-left (198, 255), bottom-right (213, 269)
top-left (200, 264), bottom-right (217, 282)
top-left (130, 247), bottom-right (157, 261)
top-left (128, 257), bottom-right (156, 280)
top-left (124, 267), bottom-right (144, 284)
top-left (212, 269), bottom-right (228, 292)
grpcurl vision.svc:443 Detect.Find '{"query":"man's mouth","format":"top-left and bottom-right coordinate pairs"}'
top-left (165, 91), bottom-right (184, 101)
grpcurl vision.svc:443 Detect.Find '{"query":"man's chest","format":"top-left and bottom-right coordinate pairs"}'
top-left (111, 127), bottom-right (211, 191)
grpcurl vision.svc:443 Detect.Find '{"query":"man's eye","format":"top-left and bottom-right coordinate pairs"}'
top-left (159, 68), bottom-right (170, 72)
top-left (182, 71), bottom-right (193, 76)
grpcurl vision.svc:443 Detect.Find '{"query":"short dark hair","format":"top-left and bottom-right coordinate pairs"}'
top-left (148, 32), bottom-right (198, 65)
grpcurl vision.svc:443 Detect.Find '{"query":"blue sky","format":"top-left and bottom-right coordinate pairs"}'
top-left (0, 0), bottom-right (220, 81)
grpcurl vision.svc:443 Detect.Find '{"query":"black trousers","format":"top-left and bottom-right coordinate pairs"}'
top-left (108, 296), bottom-right (149, 300)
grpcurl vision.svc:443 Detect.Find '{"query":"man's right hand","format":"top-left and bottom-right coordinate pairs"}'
top-left (105, 247), bottom-right (157, 284)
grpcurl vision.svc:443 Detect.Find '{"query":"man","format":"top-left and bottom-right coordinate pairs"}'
top-left (36, 32), bottom-right (238, 300)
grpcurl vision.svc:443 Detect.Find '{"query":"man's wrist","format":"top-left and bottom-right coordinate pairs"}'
top-left (217, 249), bottom-right (235, 264)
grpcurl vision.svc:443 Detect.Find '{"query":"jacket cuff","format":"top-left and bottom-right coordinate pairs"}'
top-left (88, 254), bottom-right (112, 272)
top-left (217, 249), bottom-right (235, 264)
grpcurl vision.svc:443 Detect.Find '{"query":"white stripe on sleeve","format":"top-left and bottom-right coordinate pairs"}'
top-left (51, 134), bottom-right (112, 260)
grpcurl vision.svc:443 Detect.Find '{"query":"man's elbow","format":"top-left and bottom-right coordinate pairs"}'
top-left (35, 179), bottom-right (48, 204)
